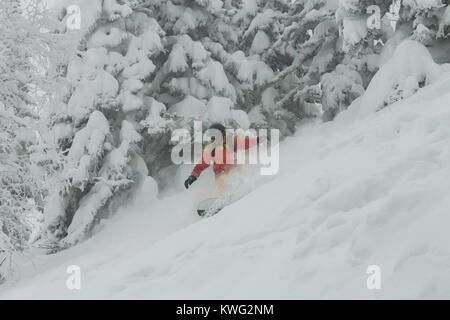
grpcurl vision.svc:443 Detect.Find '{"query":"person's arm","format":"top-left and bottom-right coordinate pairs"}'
top-left (191, 150), bottom-right (211, 178)
top-left (233, 136), bottom-right (259, 152)
top-left (185, 149), bottom-right (212, 189)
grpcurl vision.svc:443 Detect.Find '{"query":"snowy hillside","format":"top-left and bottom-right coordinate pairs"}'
top-left (2, 51), bottom-right (450, 299)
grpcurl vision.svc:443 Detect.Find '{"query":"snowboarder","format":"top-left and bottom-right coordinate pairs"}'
top-left (184, 123), bottom-right (260, 191)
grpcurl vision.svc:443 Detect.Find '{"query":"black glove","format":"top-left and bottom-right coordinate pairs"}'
top-left (184, 175), bottom-right (197, 189)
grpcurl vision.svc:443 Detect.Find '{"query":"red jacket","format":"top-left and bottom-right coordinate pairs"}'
top-left (191, 136), bottom-right (258, 178)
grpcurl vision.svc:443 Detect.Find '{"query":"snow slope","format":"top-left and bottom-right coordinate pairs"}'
top-left (3, 68), bottom-right (450, 299)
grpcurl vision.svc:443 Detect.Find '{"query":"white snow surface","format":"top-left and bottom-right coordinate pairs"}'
top-left (3, 67), bottom-right (450, 299)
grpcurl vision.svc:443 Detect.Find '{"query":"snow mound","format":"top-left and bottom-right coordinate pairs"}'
top-left (359, 40), bottom-right (442, 117)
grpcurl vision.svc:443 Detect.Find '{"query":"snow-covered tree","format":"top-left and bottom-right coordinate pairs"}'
top-left (0, 0), bottom-right (66, 281)
top-left (147, 1), bottom-right (248, 112)
top-left (356, 1), bottom-right (450, 111)
top-left (249, 0), bottom-right (342, 127)
top-left (135, 0), bottom-right (276, 176)
top-left (251, 0), bottom-right (396, 123)
top-left (44, 0), bottom-right (166, 247)
top-left (323, 0), bottom-right (394, 119)
top-left (226, 0), bottom-right (293, 133)
top-left (320, 64), bottom-right (365, 120)
top-left (146, 0), bottom-right (237, 103)
top-left (397, 0), bottom-right (450, 65)
top-left (401, 0), bottom-right (448, 44)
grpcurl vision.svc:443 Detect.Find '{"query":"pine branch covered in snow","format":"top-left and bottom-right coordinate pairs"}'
top-left (0, 0), bottom-right (67, 282)
top-left (45, 0), bottom-right (164, 247)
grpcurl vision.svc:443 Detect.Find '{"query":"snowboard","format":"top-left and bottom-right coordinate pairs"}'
top-left (196, 197), bottom-right (223, 217)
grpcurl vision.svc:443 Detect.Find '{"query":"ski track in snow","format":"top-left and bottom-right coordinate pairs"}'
top-left (3, 73), bottom-right (450, 299)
